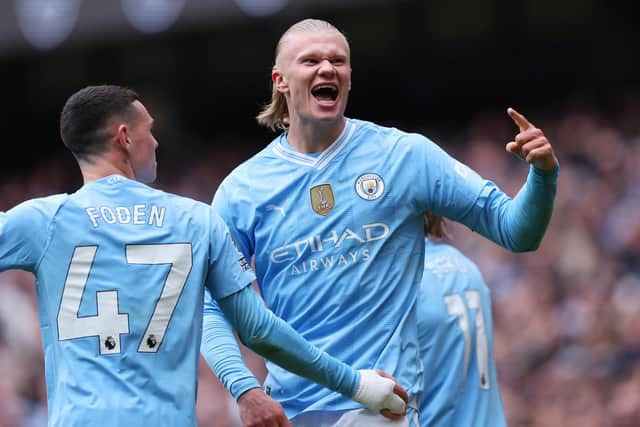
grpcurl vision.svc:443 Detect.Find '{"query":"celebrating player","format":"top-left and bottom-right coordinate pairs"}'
top-left (0, 85), bottom-right (408, 427)
top-left (203, 18), bottom-right (558, 426)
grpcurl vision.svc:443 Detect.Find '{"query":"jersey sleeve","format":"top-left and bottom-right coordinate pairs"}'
top-left (409, 134), bottom-right (558, 252)
top-left (0, 197), bottom-right (60, 272)
top-left (205, 208), bottom-right (256, 299)
top-left (217, 285), bottom-right (359, 399)
top-left (201, 288), bottom-right (262, 400)
top-left (407, 133), bottom-right (488, 216)
top-left (211, 177), bottom-right (254, 260)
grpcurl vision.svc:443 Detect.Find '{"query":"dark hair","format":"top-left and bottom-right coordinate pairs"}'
top-left (60, 85), bottom-right (140, 160)
top-left (424, 212), bottom-right (452, 240)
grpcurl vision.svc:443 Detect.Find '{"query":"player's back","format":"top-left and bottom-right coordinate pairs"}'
top-left (417, 239), bottom-right (506, 427)
top-left (33, 176), bottom-right (213, 427)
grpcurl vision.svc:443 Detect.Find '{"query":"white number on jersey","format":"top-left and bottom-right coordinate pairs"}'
top-left (57, 243), bottom-right (192, 355)
top-left (444, 290), bottom-right (490, 389)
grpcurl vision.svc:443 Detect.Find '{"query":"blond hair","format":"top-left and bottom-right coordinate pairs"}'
top-left (256, 19), bottom-right (349, 131)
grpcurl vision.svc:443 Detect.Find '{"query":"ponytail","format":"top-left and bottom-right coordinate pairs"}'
top-left (256, 81), bottom-right (289, 131)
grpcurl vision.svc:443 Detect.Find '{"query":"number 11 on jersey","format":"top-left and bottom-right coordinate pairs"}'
top-left (444, 290), bottom-right (490, 389)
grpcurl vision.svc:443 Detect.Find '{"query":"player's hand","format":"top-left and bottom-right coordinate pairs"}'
top-left (353, 369), bottom-right (408, 420)
top-left (237, 388), bottom-right (291, 427)
top-left (375, 369), bottom-right (409, 421)
top-left (506, 107), bottom-right (558, 172)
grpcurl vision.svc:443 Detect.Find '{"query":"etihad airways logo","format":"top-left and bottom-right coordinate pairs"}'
top-left (269, 222), bottom-right (389, 264)
top-left (269, 222), bottom-right (390, 275)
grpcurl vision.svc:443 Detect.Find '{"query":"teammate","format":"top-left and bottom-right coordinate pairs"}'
top-left (204, 18), bottom-right (558, 426)
top-left (418, 213), bottom-right (506, 426)
top-left (0, 85), bottom-right (408, 427)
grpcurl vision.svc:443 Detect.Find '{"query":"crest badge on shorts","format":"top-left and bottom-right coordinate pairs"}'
top-left (310, 183), bottom-right (335, 216)
top-left (355, 173), bottom-right (385, 200)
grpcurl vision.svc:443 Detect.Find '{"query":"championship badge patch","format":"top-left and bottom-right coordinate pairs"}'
top-left (310, 183), bottom-right (335, 216)
top-left (355, 173), bottom-right (385, 200)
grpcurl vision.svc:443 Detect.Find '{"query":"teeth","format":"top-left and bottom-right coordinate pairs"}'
top-left (312, 85), bottom-right (338, 101)
top-left (313, 85), bottom-right (337, 91)
top-left (312, 84), bottom-right (338, 102)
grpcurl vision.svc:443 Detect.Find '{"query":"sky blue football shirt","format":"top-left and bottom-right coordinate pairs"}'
top-left (210, 118), bottom-right (557, 420)
top-left (0, 175), bottom-right (254, 427)
top-left (418, 239), bottom-right (507, 426)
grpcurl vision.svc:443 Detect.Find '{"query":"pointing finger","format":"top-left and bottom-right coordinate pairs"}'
top-left (507, 107), bottom-right (533, 132)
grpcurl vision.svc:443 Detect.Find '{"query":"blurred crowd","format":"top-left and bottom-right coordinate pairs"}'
top-left (1, 97), bottom-right (638, 426)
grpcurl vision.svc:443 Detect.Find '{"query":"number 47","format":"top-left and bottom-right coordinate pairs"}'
top-left (444, 290), bottom-right (490, 390)
top-left (57, 243), bottom-right (192, 355)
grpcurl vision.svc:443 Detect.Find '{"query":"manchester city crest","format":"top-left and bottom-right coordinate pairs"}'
top-left (355, 173), bottom-right (385, 200)
top-left (310, 183), bottom-right (335, 216)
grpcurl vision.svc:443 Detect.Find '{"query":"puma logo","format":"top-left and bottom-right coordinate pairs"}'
top-left (266, 204), bottom-right (286, 217)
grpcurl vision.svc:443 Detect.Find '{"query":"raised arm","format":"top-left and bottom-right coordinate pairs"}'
top-left (473, 108), bottom-right (558, 251)
top-left (417, 108), bottom-right (559, 252)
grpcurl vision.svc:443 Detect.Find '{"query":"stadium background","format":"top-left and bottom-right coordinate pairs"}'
top-left (0, 0), bottom-right (638, 425)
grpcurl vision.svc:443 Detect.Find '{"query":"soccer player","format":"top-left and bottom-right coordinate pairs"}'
top-left (0, 85), bottom-right (408, 427)
top-left (418, 213), bottom-right (506, 426)
top-left (205, 18), bottom-right (558, 426)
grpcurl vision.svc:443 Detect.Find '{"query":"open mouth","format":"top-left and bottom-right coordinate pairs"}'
top-left (311, 84), bottom-right (339, 102)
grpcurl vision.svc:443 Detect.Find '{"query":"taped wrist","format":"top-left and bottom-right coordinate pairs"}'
top-left (352, 369), bottom-right (406, 415)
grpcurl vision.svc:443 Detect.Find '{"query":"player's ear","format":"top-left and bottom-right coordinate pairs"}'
top-left (273, 67), bottom-right (288, 94)
top-left (114, 124), bottom-right (131, 150)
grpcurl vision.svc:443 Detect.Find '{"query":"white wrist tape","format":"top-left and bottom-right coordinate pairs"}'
top-left (353, 369), bottom-right (406, 415)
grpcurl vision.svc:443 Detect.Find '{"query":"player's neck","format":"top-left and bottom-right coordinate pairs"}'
top-left (286, 117), bottom-right (346, 154)
top-left (78, 156), bottom-right (135, 185)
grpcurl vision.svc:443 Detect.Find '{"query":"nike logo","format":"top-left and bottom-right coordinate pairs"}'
top-left (266, 204), bottom-right (286, 217)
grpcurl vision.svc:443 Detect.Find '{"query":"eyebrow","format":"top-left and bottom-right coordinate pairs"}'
top-left (297, 51), bottom-right (349, 60)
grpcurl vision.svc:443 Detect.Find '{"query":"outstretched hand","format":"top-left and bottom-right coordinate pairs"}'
top-left (237, 388), bottom-right (291, 427)
top-left (506, 107), bottom-right (558, 172)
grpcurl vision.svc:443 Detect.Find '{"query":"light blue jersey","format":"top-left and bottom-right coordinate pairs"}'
top-left (210, 118), bottom-right (557, 419)
top-left (418, 239), bottom-right (506, 427)
top-left (0, 175), bottom-right (255, 427)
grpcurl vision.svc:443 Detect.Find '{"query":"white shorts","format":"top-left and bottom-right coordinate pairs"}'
top-left (291, 399), bottom-right (419, 427)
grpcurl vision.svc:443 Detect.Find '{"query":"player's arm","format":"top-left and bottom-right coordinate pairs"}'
top-left (209, 185), bottom-right (290, 425)
top-left (204, 208), bottom-right (407, 419)
top-left (215, 284), bottom-right (408, 419)
top-left (202, 289), bottom-right (261, 398)
top-left (201, 289), bottom-right (290, 427)
top-left (486, 159), bottom-right (558, 251)
top-left (416, 111), bottom-right (558, 252)
top-left (211, 180), bottom-right (254, 260)
top-left (490, 107), bottom-right (559, 250)
top-left (0, 197), bottom-right (60, 272)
